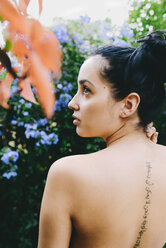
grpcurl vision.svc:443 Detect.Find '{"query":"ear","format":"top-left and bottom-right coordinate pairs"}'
top-left (120, 92), bottom-right (140, 118)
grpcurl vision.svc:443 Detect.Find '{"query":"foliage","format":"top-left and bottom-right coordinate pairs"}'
top-left (0, 16), bottom-right (134, 247)
top-left (0, 8), bottom-right (166, 248)
top-left (129, 0), bottom-right (166, 39)
top-left (0, 0), bottom-right (61, 118)
top-left (128, 0), bottom-right (166, 146)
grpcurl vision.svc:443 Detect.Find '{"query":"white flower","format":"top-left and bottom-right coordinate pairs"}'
top-left (149, 10), bottom-right (154, 16)
top-left (140, 12), bottom-right (146, 18)
top-left (144, 3), bottom-right (151, 9)
top-left (149, 26), bottom-right (154, 32)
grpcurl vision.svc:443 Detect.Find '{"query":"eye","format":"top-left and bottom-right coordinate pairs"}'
top-left (83, 85), bottom-right (91, 95)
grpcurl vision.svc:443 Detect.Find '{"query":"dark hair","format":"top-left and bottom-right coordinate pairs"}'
top-left (94, 30), bottom-right (166, 128)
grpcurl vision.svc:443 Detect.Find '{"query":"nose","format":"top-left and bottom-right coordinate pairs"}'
top-left (68, 95), bottom-right (80, 110)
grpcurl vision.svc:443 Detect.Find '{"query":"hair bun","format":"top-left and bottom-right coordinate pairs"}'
top-left (137, 30), bottom-right (166, 43)
top-left (133, 30), bottom-right (166, 84)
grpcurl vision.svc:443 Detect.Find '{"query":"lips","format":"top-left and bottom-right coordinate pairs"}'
top-left (72, 114), bottom-right (81, 125)
top-left (72, 114), bottom-right (80, 121)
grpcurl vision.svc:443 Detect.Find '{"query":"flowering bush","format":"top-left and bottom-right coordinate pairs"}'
top-left (129, 0), bottom-right (166, 38)
top-left (1, 147), bottom-right (19, 179)
top-left (0, 14), bottom-right (165, 247)
top-left (129, 0), bottom-right (166, 145)
top-left (0, 16), bottom-right (134, 247)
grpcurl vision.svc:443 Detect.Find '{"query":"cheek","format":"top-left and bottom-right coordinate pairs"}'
top-left (82, 100), bottom-right (101, 119)
top-left (83, 99), bottom-right (112, 129)
top-left (89, 99), bottom-right (119, 127)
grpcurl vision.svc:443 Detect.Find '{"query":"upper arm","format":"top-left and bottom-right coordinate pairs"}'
top-left (38, 158), bottom-right (74, 248)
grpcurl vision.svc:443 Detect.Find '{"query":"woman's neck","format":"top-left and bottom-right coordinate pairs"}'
top-left (104, 122), bottom-right (146, 148)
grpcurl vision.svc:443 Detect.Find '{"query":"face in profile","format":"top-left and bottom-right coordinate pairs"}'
top-left (68, 55), bottom-right (123, 140)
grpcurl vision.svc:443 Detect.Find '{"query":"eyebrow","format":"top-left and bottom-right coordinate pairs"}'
top-left (78, 79), bottom-right (95, 87)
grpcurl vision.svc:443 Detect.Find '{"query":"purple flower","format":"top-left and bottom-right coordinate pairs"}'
top-left (72, 33), bottom-right (84, 46)
top-left (18, 121), bottom-right (24, 127)
top-left (25, 129), bottom-right (40, 139)
top-left (23, 111), bottom-right (29, 116)
top-left (2, 171), bottom-right (17, 179)
top-left (11, 85), bottom-right (19, 94)
top-left (120, 24), bottom-right (134, 40)
top-left (79, 15), bottom-right (91, 24)
top-left (63, 83), bottom-right (73, 92)
top-left (11, 120), bottom-right (17, 125)
top-left (55, 100), bottom-right (62, 111)
top-left (60, 93), bottom-right (72, 107)
top-left (38, 118), bottom-right (48, 126)
top-left (25, 123), bottom-right (38, 130)
top-left (55, 93), bottom-right (72, 111)
top-left (112, 39), bottom-right (130, 48)
top-left (57, 83), bottom-right (63, 89)
top-left (36, 141), bottom-right (40, 147)
top-left (24, 122), bottom-right (41, 139)
top-left (54, 25), bottom-right (70, 44)
top-left (9, 151), bottom-right (19, 163)
top-left (25, 103), bottom-right (32, 108)
top-left (19, 99), bottom-right (25, 105)
top-left (79, 42), bottom-right (90, 53)
top-left (40, 131), bottom-right (51, 145)
top-left (36, 131), bottom-right (59, 146)
top-left (1, 151), bottom-right (19, 164)
top-left (1, 153), bottom-right (9, 164)
top-left (32, 87), bottom-right (37, 95)
top-left (63, 70), bottom-right (67, 76)
top-left (48, 133), bottom-right (59, 145)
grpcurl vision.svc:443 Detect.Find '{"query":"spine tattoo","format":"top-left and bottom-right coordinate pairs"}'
top-left (133, 161), bottom-right (154, 248)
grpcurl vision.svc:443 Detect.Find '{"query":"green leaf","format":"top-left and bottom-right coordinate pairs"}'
top-left (0, 16), bottom-right (4, 23)
top-left (4, 40), bottom-right (13, 52)
top-left (0, 71), bottom-right (7, 80)
top-left (0, 106), bottom-right (8, 124)
top-left (0, 146), bottom-right (11, 154)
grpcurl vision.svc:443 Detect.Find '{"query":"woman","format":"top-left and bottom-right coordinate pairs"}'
top-left (38, 31), bottom-right (166, 248)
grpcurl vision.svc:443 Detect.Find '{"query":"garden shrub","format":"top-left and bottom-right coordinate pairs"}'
top-left (129, 0), bottom-right (166, 145)
top-left (0, 14), bottom-right (165, 247)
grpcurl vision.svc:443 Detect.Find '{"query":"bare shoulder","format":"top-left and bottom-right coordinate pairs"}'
top-left (157, 144), bottom-right (166, 165)
top-left (50, 153), bottom-right (93, 175)
top-left (38, 154), bottom-right (90, 248)
top-left (48, 153), bottom-right (95, 192)
top-left (156, 143), bottom-right (166, 156)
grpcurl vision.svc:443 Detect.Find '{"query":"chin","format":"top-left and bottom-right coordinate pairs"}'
top-left (76, 127), bottom-right (97, 138)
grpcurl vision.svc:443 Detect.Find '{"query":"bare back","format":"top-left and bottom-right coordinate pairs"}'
top-left (68, 140), bottom-right (166, 248)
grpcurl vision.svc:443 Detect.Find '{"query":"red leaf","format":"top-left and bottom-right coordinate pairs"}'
top-left (0, 0), bottom-right (29, 34)
top-left (38, 0), bottom-right (42, 15)
top-left (29, 52), bottom-right (55, 119)
top-left (19, 78), bottom-right (38, 104)
top-left (19, 58), bottom-right (30, 78)
top-left (28, 19), bottom-right (62, 73)
top-left (0, 73), bottom-right (13, 109)
top-left (35, 29), bottom-right (62, 73)
top-left (12, 38), bottom-right (29, 63)
top-left (28, 18), bottom-right (44, 43)
top-left (18, 0), bottom-right (30, 14)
